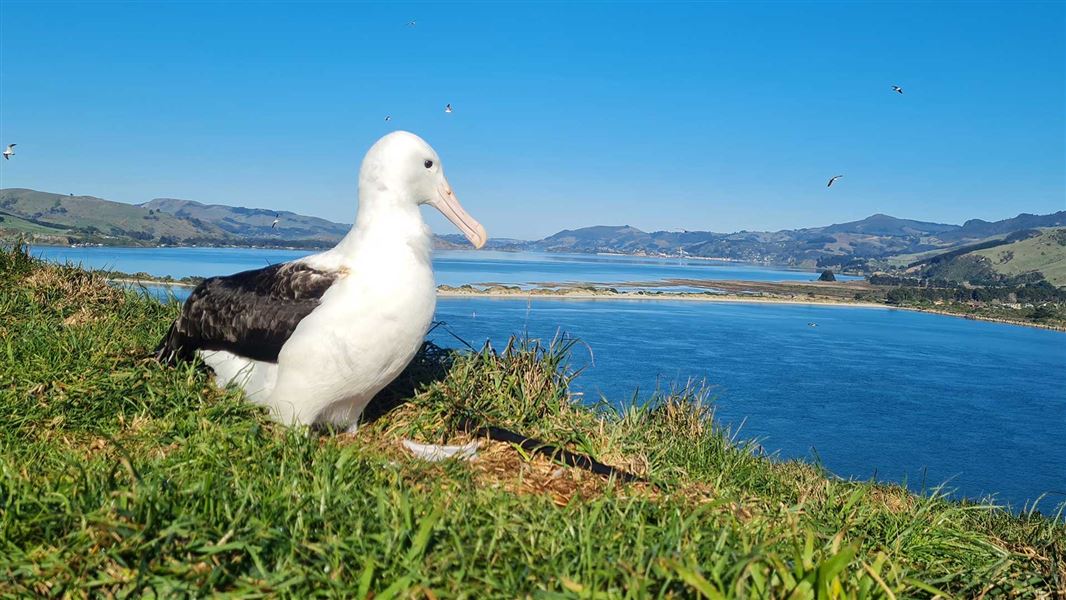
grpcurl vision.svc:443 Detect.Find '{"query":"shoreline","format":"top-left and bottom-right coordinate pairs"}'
top-left (107, 277), bottom-right (1066, 332)
top-left (436, 288), bottom-right (889, 309)
top-left (436, 289), bottom-right (1066, 332)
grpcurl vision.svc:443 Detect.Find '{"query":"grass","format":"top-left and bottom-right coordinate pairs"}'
top-left (0, 210), bottom-right (74, 236)
top-left (972, 229), bottom-right (1066, 287)
top-left (1, 244), bottom-right (1064, 598)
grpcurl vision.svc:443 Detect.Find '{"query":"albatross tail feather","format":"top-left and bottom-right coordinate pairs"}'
top-left (154, 322), bottom-right (188, 365)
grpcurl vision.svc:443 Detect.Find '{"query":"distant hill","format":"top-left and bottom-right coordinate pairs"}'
top-left (3, 187), bottom-right (1063, 285)
top-left (522, 213), bottom-right (1066, 276)
top-left (0, 188), bottom-right (350, 249)
top-left (942, 212), bottom-right (1066, 242)
top-left (819, 213), bottom-right (958, 237)
top-left (968, 228), bottom-right (1066, 286)
top-left (0, 189), bottom-right (226, 244)
top-left (141, 198), bottom-right (350, 243)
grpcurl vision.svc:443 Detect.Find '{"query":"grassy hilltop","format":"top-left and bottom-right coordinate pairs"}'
top-left (1, 246), bottom-right (1064, 597)
top-left (970, 229), bottom-right (1066, 287)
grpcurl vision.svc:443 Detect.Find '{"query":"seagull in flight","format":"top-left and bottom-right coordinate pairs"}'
top-left (271, 214), bottom-right (280, 229)
top-left (406, 20), bottom-right (416, 27)
top-left (444, 103), bottom-right (453, 114)
top-left (827, 175), bottom-right (844, 188)
top-left (892, 85), bottom-right (903, 94)
top-left (2, 144), bottom-right (15, 160)
top-left (384, 115), bottom-right (391, 122)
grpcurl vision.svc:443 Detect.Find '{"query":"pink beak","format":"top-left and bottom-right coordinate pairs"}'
top-left (429, 179), bottom-right (487, 249)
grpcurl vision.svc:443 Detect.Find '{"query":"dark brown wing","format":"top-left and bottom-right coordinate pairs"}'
top-left (155, 262), bottom-right (340, 364)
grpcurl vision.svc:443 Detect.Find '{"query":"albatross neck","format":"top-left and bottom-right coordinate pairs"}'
top-left (333, 190), bottom-right (432, 264)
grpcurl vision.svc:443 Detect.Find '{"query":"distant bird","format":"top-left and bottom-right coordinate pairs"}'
top-left (827, 175), bottom-right (843, 188)
top-left (384, 115), bottom-right (392, 122)
top-left (271, 214), bottom-right (280, 229)
top-left (808, 322), bottom-right (818, 327)
top-left (892, 85), bottom-right (903, 94)
top-left (406, 20), bottom-right (416, 27)
top-left (2, 144), bottom-right (15, 160)
top-left (444, 103), bottom-right (453, 114)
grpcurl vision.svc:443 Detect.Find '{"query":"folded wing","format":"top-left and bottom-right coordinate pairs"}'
top-left (155, 262), bottom-right (340, 364)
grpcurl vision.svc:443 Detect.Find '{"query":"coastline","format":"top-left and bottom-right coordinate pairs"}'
top-left (435, 288), bottom-right (1066, 331)
top-left (106, 277), bottom-right (1066, 332)
top-left (436, 287), bottom-right (889, 309)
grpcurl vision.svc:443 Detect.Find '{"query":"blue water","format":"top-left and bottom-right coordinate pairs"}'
top-left (29, 245), bottom-right (1066, 511)
top-left (29, 245), bottom-right (857, 288)
top-left (431, 298), bottom-right (1066, 511)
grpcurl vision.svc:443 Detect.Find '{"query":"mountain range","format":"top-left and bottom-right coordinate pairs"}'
top-left (2, 187), bottom-right (1064, 283)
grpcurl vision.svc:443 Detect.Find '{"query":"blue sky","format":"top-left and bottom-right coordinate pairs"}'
top-left (0, 1), bottom-right (1062, 239)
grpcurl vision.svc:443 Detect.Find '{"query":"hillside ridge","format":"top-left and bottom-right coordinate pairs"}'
top-left (2, 188), bottom-right (1063, 281)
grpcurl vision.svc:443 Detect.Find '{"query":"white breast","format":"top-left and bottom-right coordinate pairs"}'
top-left (251, 236), bottom-right (436, 428)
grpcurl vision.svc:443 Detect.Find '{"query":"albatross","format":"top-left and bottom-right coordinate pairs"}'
top-left (155, 131), bottom-right (487, 430)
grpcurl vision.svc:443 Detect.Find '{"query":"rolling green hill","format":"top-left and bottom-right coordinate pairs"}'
top-left (142, 197), bottom-right (350, 242)
top-left (971, 228), bottom-right (1066, 286)
top-left (0, 188), bottom-right (350, 248)
top-left (0, 189), bottom-right (220, 243)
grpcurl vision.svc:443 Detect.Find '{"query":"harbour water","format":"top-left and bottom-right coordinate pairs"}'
top-left (29, 245), bottom-right (1066, 511)
top-left (30, 245), bottom-right (858, 287)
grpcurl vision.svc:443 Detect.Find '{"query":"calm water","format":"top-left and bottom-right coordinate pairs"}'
top-left (30, 245), bottom-right (857, 288)
top-left (431, 298), bottom-right (1066, 511)
top-left (29, 245), bottom-right (1066, 511)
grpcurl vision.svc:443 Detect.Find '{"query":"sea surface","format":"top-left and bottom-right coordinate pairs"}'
top-left (29, 245), bottom-right (1066, 512)
top-left (30, 245), bottom-right (858, 288)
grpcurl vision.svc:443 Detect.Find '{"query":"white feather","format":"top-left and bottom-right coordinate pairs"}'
top-left (402, 439), bottom-right (479, 461)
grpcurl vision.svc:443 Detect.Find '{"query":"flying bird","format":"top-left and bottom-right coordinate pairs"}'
top-left (827, 175), bottom-right (844, 188)
top-left (406, 20), bottom-right (416, 27)
top-left (444, 103), bottom-right (453, 114)
top-left (155, 131), bottom-right (488, 430)
top-left (892, 85), bottom-right (903, 94)
top-left (2, 144), bottom-right (15, 160)
top-left (271, 214), bottom-right (280, 228)
top-left (384, 115), bottom-right (391, 122)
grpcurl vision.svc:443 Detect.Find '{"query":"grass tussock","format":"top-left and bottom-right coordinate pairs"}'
top-left (1, 243), bottom-right (1064, 598)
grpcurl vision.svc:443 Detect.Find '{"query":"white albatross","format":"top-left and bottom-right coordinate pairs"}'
top-left (155, 131), bottom-right (487, 430)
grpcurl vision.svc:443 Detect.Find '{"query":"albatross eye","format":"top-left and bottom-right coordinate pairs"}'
top-left (424, 160), bottom-right (434, 169)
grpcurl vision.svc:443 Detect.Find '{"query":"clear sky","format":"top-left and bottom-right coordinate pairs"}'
top-left (0, 1), bottom-right (1063, 239)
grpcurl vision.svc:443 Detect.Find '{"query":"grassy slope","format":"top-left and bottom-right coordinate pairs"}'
top-left (0, 189), bottom-right (220, 241)
top-left (143, 198), bottom-right (350, 241)
top-left (0, 211), bottom-right (73, 235)
top-left (972, 228), bottom-right (1066, 287)
top-left (884, 233), bottom-right (1007, 268)
top-left (1, 247), bottom-right (1063, 597)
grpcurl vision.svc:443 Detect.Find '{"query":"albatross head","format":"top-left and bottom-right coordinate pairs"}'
top-left (360, 131), bottom-right (487, 249)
